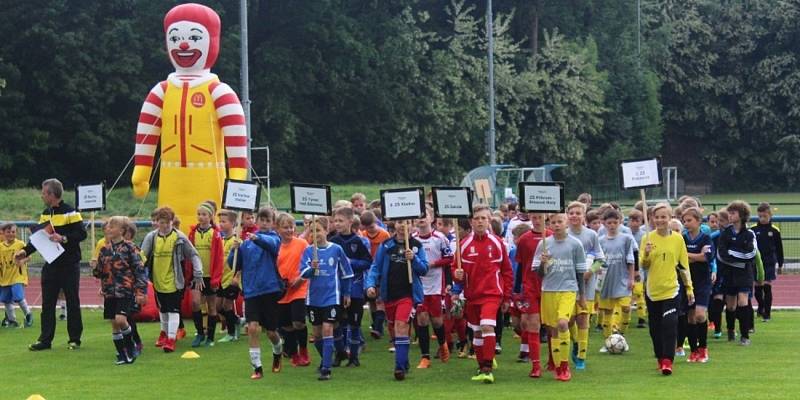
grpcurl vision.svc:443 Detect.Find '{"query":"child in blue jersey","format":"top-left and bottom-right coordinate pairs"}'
top-left (708, 210), bottom-right (728, 339)
top-left (329, 207), bottom-right (372, 367)
top-left (366, 220), bottom-right (428, 381)
top-left (717, 201), bottom-right (761, 346)
top-left (681, 207), bottom-right (715, 363)
top-left (229, 207), bottom-right (285, 379)
top-left (300, 220), bottom-right (354, 381)
top-left (752, 203), bottom-right (783, 322)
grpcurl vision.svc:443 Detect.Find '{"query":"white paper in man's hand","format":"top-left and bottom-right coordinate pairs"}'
top-left (30, 229), bottom-right (65, 264)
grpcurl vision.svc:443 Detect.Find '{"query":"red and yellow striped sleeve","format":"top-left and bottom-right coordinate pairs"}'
top-left (134, 81), bottom-right (167, 168)
top-left (209, 81), bottom-right (248, 171)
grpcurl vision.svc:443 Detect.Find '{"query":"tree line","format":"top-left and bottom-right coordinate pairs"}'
top-left (0, 0), bottom-right (797, 191)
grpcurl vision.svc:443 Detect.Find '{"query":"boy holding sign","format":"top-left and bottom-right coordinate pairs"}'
top-left (533, 213), bottom-right (587, 381)
top-left (300, 220), bottom-right (354, 381)
top-left (412, 212), bottom-right (454, 367)
top-left (513, 213), bottom-right (552, 377)
top-left (365, 220), bottom-right (428, 381)
top-left (453, 205), bottom-right (513, 384)
top-left (229, 207), bottom-right (286, 379)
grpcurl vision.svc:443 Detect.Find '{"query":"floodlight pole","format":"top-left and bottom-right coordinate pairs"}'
top-left (487, 0), bottom-right (497, 165)
top-left (240, 0), bottom-right (252, 179)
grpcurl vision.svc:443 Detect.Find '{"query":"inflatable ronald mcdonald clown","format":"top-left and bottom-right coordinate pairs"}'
top-left (131, 3), bottom-right (248, 229)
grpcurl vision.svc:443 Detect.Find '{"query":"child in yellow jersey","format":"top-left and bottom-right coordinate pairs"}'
top-left (639, 203), bottom-right (692, 376)
top-left (0, 223), bottom-right (33, 328)
top-left (187, 201), bottom-right (224, 348)
top-left (141, 207), bottom-right (204, 353)
top-left (216, 209), bottom-right (243, 343)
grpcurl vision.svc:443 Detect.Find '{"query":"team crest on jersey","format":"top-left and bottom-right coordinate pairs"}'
top-left (412, 246), bottom-right (419, 254)
top-left (350, 243), bottom-right (359, 253)
top-left (768, 232), bottom-right (773, 237)
top-left (191, 92), bottom-right (206, 107)
top-left (469, 246), bottom-right (476, 255)
top-left (328, 257), bottom-right (335, 267)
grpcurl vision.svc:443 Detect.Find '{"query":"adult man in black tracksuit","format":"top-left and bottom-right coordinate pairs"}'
top-left (15, 179), bottom-right (87, 350)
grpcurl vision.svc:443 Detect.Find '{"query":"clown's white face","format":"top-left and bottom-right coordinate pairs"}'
top-left (166, 21), bottom-right (211, 73)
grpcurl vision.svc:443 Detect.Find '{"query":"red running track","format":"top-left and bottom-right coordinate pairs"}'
top-left (20, 274), bottom-right (800, 308)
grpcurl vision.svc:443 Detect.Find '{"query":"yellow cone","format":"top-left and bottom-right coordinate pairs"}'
top-left (27, 395), bottom-right (46, 400)
top-left (181, 351), bottom-right (201, 359)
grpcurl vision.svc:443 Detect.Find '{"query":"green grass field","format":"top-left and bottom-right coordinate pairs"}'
top-left (3, 310), bottom-right (799, 399)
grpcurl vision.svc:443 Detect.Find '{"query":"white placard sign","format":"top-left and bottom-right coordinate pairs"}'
top-left (290, 183), bottom-right (332, 216)
top-left (431, 187), bottom-right (472, 218)
top-left (519, 182), bottom-right (565, 213)
top-left (619, 157), bottom-right (662, 190)
top-left (381, 187), bottom-right (425, 221)
top-left (222, 179), bottom-right (261, 212)
top-left (30, 229), bottom-right (65, 264)
top-left (75, 183), bottom-right (105, 211)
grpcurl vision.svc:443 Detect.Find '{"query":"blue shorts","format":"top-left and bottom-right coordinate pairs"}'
top-left (764, 263), bottom-right (777, 282)
top-left (0, 284), bottom-right (25, 303)
top-left (724, 285), bottom-right (751, 296)
top-left (691, 283), bottom-right (711, 308)
top-left (711, 276), bottom-right (725, 296)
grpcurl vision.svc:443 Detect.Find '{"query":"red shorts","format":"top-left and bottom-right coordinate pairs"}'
top-left (465, 298), bottom-right (501, 329)
top-left (517, 293), bottom-right (541, 315)
top-left (385, 297), bottom-right (413, 324)
top-left (416, 295), bottom-right (444, 318)
top-left (508, 303), bottom-right (521, 317)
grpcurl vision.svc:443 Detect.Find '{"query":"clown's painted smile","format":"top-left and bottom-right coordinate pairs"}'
top-left (170, 48), bottom-right (202, 68)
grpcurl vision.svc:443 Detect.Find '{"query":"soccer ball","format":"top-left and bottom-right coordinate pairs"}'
top-left (605, 334), bottom-right (627, 354)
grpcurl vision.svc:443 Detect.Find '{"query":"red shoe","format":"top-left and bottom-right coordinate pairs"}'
top-left (529, 361), bottom-right (542, 378)
top-left (155, 331), bottom-right (167, 348)
top-left (660, 358), bottom-right (672, 375)
top-left (176, 328), bottom-right (186, 340)
top-left (687, 350), bottom-right (698, 363)
top-left (291, 353), bottom-right (301, 367)
top-left (557, 362), bottom-right (571, 381)
top-left (698, 347), bottom-right (709, 363)
top-left (298, 347), bottom-right (311, 366)
top-left (251, 367), bottom-right (264, 380)
top-left (163, 338), bottom-right (176, 353)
